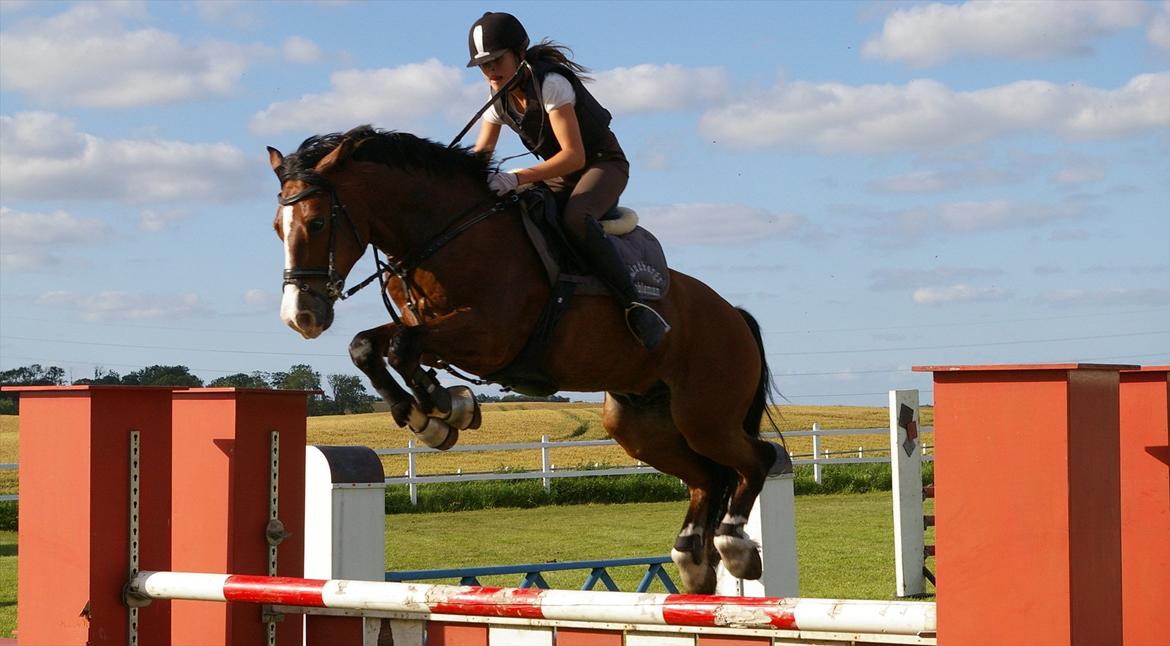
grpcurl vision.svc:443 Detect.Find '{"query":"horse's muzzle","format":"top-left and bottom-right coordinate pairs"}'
top-left (281, 284), bottom-right (334, 339)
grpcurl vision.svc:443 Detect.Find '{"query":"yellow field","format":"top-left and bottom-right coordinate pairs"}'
top-left (0, 402), bottom-right (933, 493)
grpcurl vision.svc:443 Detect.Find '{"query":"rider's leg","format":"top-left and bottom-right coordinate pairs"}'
top-left (561, 161), bottom-right (670, 349)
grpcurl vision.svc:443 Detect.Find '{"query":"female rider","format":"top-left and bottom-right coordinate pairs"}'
top-left (467, 11), bottom-right (669, 350)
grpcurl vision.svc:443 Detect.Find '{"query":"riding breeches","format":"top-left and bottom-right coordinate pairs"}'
top-left (544, 157), bottom-right (630, 243)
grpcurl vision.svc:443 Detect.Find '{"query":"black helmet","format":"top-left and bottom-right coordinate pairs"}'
top-left (466, 12), bottom-right (529, 68)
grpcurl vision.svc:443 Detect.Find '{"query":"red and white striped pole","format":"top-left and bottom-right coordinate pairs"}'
top-left (128, 571), bottom-right (937, 637)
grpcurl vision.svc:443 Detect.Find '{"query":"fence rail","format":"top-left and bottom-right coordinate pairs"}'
top-left (0, 425), bottom-right (933, 505)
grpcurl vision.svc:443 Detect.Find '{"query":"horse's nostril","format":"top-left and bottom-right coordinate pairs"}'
top-left (295, 311), bottom-right (316, 330)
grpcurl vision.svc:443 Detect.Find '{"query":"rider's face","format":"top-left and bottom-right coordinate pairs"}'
top-left (479, 51), bottom-right (519, 91)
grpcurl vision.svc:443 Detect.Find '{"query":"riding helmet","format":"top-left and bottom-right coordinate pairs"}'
top-left (466, 12), bottom-right (529, 67)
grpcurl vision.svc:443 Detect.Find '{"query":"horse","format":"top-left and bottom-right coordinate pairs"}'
top-left (268, 125), bottom-right (788, 594)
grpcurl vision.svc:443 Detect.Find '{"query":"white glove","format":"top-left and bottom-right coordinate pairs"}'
top-left (487, 170), bottom-right (519, 195)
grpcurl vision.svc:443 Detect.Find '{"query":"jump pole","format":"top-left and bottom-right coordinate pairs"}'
top-left (126, 571), bottom-right (937, 641)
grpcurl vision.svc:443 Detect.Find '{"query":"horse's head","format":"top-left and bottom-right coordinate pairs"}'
top-left (268, 137), bottom-right (367, 339)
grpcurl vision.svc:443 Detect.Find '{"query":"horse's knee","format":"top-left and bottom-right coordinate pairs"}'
top-left (348, 333), bottom-right (379, 367)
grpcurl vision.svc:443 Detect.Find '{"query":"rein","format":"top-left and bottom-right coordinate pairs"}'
top-left (279, 178), bottom-right (517, 331)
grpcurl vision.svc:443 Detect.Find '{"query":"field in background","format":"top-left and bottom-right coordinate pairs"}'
top-left (0, 402), bottom-right (933, 495)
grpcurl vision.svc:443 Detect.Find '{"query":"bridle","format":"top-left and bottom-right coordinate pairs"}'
top-left (278, 175), bottom-right (518, 329)
top-left (279, 181), bottom-right (362, 303)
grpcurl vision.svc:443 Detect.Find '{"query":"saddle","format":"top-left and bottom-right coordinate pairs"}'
top-left (483, 186), bottom-right (671, 396)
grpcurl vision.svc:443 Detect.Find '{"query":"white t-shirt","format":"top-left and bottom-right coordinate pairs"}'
top-left (483, 72), bottom-right (576, 126)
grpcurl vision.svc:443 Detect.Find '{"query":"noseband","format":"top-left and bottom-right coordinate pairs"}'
top-left (279, 182), bottom-right (362, 303)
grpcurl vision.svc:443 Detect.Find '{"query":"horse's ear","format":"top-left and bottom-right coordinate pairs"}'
top-left (315, 138), bottom-right (354, 174)
top-left (267, 147), bottom-right (284, 175)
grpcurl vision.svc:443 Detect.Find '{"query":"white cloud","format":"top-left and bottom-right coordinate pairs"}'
top-left (590, 64), bottom-right (729, 115)
top-left (243, 289), bottom-right (278, 306)
top-left (139, 209), bottom-right (188, 232)
top-left (0, 206), bottom-right (109, 272)
top-left (913, 284), bottom-right (1010, 305)
top-left (1149, 0), bottom-right (1170, 50)
top-left (250, 59), bottom-right (471, 135)
top-left (0, 206), bottom-right (110, 244)
top-left (0, 112), bottom-right (257, 202)
top-left (35, 290), bottom-right (210, 321)
top-left (0, 3), bottom-right (264, 108)
top-left (869, 266), bottom-right (1003, 291)
top-left (194, 0), bottom-right (260, 28)
top-left (1051, 159), bottom-right (1107, 185)
top-left (636, 203), bottom-right (815, 246)
top-left (1039, 287), bottom-right (1170, 307)
top-left (700, 73), bottom-right (1169, 153)
top-left (868, 167), bottom-right (1015, 194)
top-left (283, 36), bottom-right (322, 63)
top-left (889, 199), bottom-right (1089, 238)
top-left (863, 1), bottom-right (1151, 67)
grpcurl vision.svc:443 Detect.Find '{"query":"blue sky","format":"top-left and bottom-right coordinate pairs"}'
top-left (1, 0), bottom-right (1167, 405)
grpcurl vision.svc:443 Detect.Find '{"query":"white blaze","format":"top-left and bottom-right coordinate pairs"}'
top-left (280, 205), bottom-right (299, 326)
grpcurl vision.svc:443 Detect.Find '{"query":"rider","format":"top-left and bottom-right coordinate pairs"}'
top-left (466, 11), bottom-right (670, 350)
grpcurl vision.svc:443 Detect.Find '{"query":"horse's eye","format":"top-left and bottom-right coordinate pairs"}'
top-left (308, 218), bottom-right (326, 233)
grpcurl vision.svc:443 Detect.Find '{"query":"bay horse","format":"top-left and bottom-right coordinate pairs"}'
top-left (268, 126), bottom-right (788, 594)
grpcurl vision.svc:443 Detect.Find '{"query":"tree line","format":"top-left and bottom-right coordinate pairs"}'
top-left (0, 363), bottom-right (374, 416)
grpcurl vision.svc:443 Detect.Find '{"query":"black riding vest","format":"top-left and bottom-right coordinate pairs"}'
top-left (494, 61), bottom-right (620, 162)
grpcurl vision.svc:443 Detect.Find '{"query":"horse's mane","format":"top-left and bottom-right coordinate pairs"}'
top-left (278, 125), bottom-right (490, 184)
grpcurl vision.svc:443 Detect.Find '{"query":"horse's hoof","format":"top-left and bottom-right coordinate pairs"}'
top-left (434, 427), bottom-right (459, 451)
top-left (671, 549), bottom-right (717, 594)
top-left (713, 535), bottom-right (763, 580)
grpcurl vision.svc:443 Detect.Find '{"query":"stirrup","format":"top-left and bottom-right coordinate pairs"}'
top-left (624, 302), bottom-right (671, 348)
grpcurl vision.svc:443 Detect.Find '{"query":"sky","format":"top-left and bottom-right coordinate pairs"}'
top-left (1, 0), bottom-right (1168, 407)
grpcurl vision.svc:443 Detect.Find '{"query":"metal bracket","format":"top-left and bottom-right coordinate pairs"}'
top-left (125, 430), bottom-right (148, 646)
top-left (266, 430), bottom-right (280, 646)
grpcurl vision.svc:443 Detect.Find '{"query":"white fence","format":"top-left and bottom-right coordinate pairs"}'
top-left (378, 425), bottom-right (934, 505)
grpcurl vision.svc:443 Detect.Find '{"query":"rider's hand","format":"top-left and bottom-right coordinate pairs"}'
top-left (487, 170), bottom-right (519, 195)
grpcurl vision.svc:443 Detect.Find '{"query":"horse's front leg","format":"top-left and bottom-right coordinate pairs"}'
top-left (386, 325), bottom-right (482, 433)
top-left (349, 322), bottom-right (417, 427)
top-left (349, 323), bottom-right (457, 450)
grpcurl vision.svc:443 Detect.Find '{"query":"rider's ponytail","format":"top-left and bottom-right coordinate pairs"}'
top-left (524, 39), bottom-right (592, 81)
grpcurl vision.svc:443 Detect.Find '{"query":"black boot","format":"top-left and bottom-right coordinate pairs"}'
top-left (577, 219), bottom-right (670, 349)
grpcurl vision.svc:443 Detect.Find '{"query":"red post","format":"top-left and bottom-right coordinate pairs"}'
top-left (913, 363), bottom-right (1132, 646)
top-left (168, 389), bottom-right (310, 646)
top-left (2, 386), bottom-right (175, 646)
top-left (1119, 366), bottom-right (1169, 646)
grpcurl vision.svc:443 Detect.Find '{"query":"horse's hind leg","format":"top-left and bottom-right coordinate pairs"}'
top-left (668, 380), bottom-right (779, 581)
top-left (603, 388), bottom-right (732, 594)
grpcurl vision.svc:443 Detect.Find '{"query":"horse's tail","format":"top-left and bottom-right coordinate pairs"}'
top-left (737, 308), bottom-right (783, 444)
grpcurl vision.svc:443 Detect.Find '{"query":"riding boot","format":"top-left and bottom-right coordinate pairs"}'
top-left (577, 218), bottom-right (670, 349)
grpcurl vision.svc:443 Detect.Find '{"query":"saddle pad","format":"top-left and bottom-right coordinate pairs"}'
top-left (519, 210), bottom-right (671, 301)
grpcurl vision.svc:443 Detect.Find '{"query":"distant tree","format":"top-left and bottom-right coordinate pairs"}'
top-left (0, 363), bottom-right (67, 413)
top-left (74, 366), bottom-right (121, 385)
top-left (500, 393), bottom-right (569, 403)
top-left (0, 364), bottom-right (66, 386)
top-left (122, 365), bottom-right (204, 387)
top-left (328, 374), bottom-right (374, 414)
top-left (476, 393), bottom-right (501, 403)
top-left (208, 372), bottom-right (272, 389)
top-left (273, 364), bottom-right (330, 415)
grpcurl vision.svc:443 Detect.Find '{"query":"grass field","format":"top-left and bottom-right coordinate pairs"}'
top-left (0, 491), bottom-right (933, 638)
top-left (0, 403), bottom-right (932, 497)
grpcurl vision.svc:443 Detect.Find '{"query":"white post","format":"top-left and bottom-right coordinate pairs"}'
top-left (304, 445), bottom-right (387, 644)
top-left (541, 434), bottom-right (551, 494)
top-left (889, 389), bottom-right (925, 597)
top-left (407, 440), bottom-right (417, 507)
top-left (812, 423), bottom-right (822, 485)
top-left (715, 457), bottom-right (800, 597)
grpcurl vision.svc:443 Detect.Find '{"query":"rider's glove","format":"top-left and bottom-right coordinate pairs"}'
top-left (487, 170), bottom-right (520, 195)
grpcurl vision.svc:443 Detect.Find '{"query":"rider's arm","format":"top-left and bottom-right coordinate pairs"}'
top-left (512, 104), bottom-right (585, 185)
top-left (474, 120), bottom-right (502, 154)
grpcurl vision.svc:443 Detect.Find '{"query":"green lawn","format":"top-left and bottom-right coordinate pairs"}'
top-left (0, 492), bottom-right (930, 638)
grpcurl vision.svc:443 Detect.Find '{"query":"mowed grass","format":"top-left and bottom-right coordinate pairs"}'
top-left (0, 403), bottom-right (933, 494)
top-left (0, 492), bottom-right (928, 638)
top-left (304, 403), bottom-right (933, 483)
top-left (385, 491), bottom-right (927, 600)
